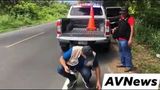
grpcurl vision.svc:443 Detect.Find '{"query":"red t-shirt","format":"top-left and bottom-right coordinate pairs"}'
top-left (118, 16), bottom-right (135, 40)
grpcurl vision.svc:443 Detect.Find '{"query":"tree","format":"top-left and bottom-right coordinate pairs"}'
top-left (0, 0), bottom-right (19, 5)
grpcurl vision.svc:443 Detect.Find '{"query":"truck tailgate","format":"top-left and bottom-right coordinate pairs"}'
top-left (62, 28), bottom-right (104, 37)
top-left (57, 28), bottom-right (106, 41)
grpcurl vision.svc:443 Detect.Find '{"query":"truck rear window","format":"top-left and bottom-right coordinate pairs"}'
top-left (70, 7), bottom-right (102, 16)
top-left (106, 8), bottom-right (121, 17)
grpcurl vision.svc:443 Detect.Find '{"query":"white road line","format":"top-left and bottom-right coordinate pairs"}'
top-left (5, 32), bottom-right (45, 48)
top-left (62, 79), bottom-right (69, 90)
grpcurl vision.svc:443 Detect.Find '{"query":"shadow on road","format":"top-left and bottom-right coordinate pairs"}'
top-left (97, 41), bottom-right (119, 65)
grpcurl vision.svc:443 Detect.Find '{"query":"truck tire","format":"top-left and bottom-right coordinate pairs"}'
top-left (103, 41), bottom-right (111, 52)
top-left (92, 40), bottom-right (111, 53)
top-left (59, 42), bottom-right (70, 52)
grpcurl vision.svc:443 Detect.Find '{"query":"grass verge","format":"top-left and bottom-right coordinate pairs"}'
top-left (132, 40), bottom-right (160, 73)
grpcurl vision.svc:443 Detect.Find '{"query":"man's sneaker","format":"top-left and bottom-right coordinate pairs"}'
top-left (82, 77), bottom-right (92, 89)
top-left (67, 78), bottom-right (77, 89)
top-left (116, 64), bottom-right (125, 68)
top-left (124, 67), bottom-right (133, 72)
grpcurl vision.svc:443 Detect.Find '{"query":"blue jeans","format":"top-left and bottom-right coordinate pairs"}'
top-left (118, 40), bottom-right (133, 68)
top-left (57, 65), bottom-right (92, 83)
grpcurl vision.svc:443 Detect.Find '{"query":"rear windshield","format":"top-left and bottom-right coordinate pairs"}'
top-left (70, 7), bottom-right (103, 16)
top-left (106, 8), bottom-right (121, 17)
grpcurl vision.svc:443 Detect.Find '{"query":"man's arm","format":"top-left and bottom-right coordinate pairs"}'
top-left (112, 27), bottom-right (118, 34)
top-left (128, 16), bottom-right (135, 47)
top-left (128, 25), bottom-right (134, 47)
top-left (59, 48), bottom-right (72, 73)
top-left (59, 56), bottom-right (67, 68)
top-left (94, 66), bottom-right (101, 90)
top-left (92, 53), bottom-right (101, 90)
top-left (59, 56), bottom-right (70, 73)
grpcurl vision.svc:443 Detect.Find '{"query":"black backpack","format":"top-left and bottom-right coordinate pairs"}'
top-left (113, 16), bottom-right (131, 40)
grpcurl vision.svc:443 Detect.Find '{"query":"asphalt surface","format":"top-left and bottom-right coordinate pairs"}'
top-left (0, 22), bottom-right (117, 89)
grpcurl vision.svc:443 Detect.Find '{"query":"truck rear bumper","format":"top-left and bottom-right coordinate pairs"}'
top-left (58, 36), bottom-right (111, 45)
top-left (57, 36), bottom-right (107, 41)
top-left (58, 36), bottom-right (111, 52)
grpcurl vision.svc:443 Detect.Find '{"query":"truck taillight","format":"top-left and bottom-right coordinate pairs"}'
top-left (105, 20), bottom-right (110, 27)
top-left (56, 20), bottom-right (62, 37)
top-left (56, 20), bottom-right (61, 26)
top-left (105, 32), bottom-right (110, 35)
top-left (105, 20), bottom-right (110, 35)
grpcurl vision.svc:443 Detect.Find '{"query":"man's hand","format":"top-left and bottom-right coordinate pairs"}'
top-left (59, 56), bottom-right (70, 73)
top-left (112, 27), bottom-right (117, 34)
top-left (64, 65), bottom-right (70, 73)
top-left (128, 39), bottom-right (132, 47)
top-left (112, 29), bottom-right (115, 34)
top-left (96, 81), bottom-right (101, 90)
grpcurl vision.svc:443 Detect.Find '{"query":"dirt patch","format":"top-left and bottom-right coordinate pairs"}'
top-left (105, 40), bottom-right (133, 73)
top-left (132, 40), bottom-right (160, 73)
top-left (106, 40), bottom-right (160, 73)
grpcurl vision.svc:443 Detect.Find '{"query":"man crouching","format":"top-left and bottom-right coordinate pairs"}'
top-left (57, 46), bottom-right (101, 90)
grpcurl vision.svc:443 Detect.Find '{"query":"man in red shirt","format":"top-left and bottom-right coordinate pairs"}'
top-left (112, 7), bottom-right (135, 72)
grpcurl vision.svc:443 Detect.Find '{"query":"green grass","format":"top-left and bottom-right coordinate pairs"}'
top-left (132, 19), bottom-right (160, 73)
top-left (0, 14), bottom-right (65, 33)
top-left (132, 42), bottom-right (160, 73)
top-left (0, 2), bottom-right (69, 33)
top-left (0, 15), bottom-right (34, 33)
top-left (135, 20), bottom-right (160, 54)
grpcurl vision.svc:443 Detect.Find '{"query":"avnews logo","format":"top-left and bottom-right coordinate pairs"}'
top-left (102, 74), bottom-right (160, 89)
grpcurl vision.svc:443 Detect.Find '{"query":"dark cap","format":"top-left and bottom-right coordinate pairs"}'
top-left (82, 46), bottom-right (94, 61)
top-left (119, 7), bottom-right (128, 14)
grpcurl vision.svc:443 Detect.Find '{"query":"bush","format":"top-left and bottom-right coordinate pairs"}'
top-left (10, 2), bottom-right (69, 21)
top-left (135, 20), bottom-right (160, 54)
top-left (38, 3), bottom-right (69, 21)
top-left (138, 8), bottom-right (160, 28)
top-left (0, 15), bottom-right (21, 32)
top-left (0, 2), bottom-right (70, 33)
top-left (11, 1), bottom-right (40, 19)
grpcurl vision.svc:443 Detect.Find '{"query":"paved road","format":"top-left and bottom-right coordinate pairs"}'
top-left (0, 22), bottom-right (118, 89)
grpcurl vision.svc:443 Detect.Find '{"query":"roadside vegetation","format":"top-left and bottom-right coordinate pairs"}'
top-left (0, 0), bottom-right (69, 33)
top-left (126, 0), bottom-right (160, 73)
top-left (103, 0), bottom-right (160, 73)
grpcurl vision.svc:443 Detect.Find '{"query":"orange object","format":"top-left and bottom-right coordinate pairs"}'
top-left (87, 5), bottom-right (96, 31)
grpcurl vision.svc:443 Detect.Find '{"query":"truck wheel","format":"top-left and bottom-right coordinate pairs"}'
top-left (103, 41), bottom-right (111, 52)
top-left (97, 41), bottom-right (111, 53)
top-left (61, 46), bottom-right (69, 52)
top-left (60, 42), bottom-right (70, 52)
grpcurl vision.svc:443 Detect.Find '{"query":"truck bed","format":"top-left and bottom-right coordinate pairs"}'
top-left (60, 18), bottom-right (105, 38)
